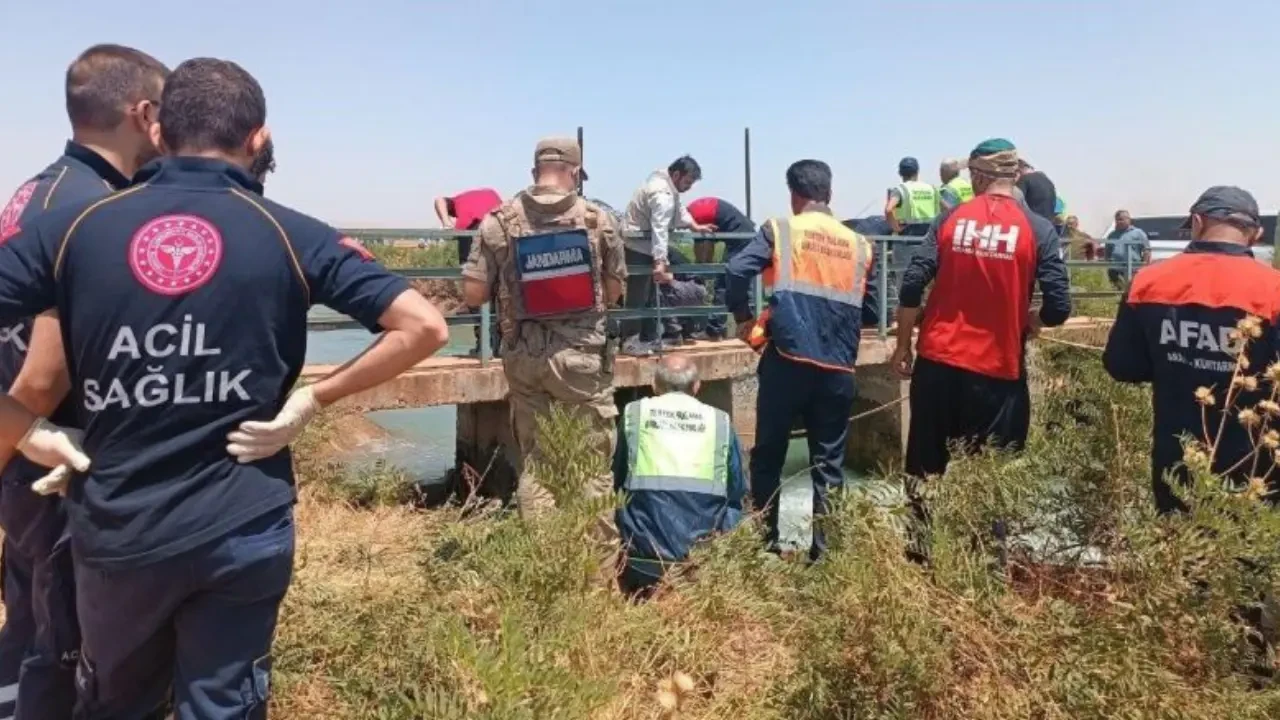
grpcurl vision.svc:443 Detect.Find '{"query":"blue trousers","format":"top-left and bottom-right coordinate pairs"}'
top-left (73, 508), bottom-right (294, 720)
top-left (749, 347), bottom-right (856, 561)
top-left (0, 465), bottom-right (79, 720)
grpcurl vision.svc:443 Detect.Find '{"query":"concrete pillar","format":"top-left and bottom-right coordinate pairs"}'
top-left (614, 376), bottom-right (740, 421)
top-left (730, 375), bottom-right (759, 452)
top-left (454, 399), bottom-right (518, 502)
top-left (696, 378), bottom-right (734, 415)
top-left (846, 364), bottom-right (910, 472)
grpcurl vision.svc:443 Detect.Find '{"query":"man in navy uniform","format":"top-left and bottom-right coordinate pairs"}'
top-left (1104, 187), bottom-right (1280, 513)
top-left (0, 57), bottom-right (450, 718)
top-left (0, 43), bottom-right (168, 720)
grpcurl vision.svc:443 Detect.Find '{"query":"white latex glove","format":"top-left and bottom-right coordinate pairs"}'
top-left (226, 387), bottom-right (322, 463)
top-left (16, 418), bottom-right (91, 496)
top-left (32, 465), bottom-right (72, 496)
top-left (17, 418), bottom-right (90, 471)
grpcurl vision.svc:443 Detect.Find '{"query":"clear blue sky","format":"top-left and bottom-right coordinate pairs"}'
top-left (2, 1), bottom-right (1278, 234)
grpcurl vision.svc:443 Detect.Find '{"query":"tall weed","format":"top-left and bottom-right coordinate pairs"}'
top-left (273, 321), bottom-right (1280, 718)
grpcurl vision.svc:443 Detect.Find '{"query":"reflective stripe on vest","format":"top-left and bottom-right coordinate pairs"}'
top-left (772, 215), bottom-right (868, 307)
top-left (894, 180), bottom-right (939, 222)
top-left (944, 177), bottom-right (974, 204)
top-left (624, 393), bottom-right (730, 497)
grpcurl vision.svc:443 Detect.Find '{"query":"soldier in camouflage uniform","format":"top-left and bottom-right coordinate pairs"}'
top-left (461, 137), bottom-right (627, 516)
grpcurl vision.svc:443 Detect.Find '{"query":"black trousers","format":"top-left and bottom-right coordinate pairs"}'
top-left (904, 357), bottom-right (1029, 563)
top-left (751, 346), bottom-right (856, 562)
top-left (456, 235), bottom-right (472, 266)
top-left (904, 356), bottom-right (1031, 479)
top-left (456, 234), bottom-right (501, 355)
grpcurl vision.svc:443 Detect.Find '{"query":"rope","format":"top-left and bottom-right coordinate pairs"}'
top-left (739, 394), bottom-right (912, 442)
top-left (848, 395), bottom-right (909, 422)
top-left (1038, 335), bottom-right (1105, 353)
top-left (737, 322), bottom-right (1111, 442)
top-left (783, 396), bottom-right (909, 438)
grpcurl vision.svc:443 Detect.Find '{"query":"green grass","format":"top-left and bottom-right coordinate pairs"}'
top-left (368, 243), bottom-right (458, 269)
top-left (1069, 266), bottom-right (1123, 318)
top-left (273, 333), bottom-right (1280, 718)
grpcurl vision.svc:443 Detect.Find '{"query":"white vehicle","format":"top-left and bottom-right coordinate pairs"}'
top-left (1120, 215), bottom-right (1277, 266)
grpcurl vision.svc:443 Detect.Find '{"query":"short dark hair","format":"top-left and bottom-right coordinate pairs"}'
top-left (65, 44), bottom-right (168, 131)
top-left (786, 160), bottom-right (832, 204)
top-left (668, 155), bottom-right (702, 181)
top-left (249, 138), bottom-right (276, 181)
top-left (159, 58), bottom-right (266, 154)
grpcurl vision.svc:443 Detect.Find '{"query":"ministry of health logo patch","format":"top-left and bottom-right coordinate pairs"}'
top-left (0, 181), bottom-right (38, 244)
top-left (128, 214), bottom-right (224, 296)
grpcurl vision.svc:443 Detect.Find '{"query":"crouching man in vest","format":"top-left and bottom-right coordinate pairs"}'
top-left (614, 356), bottom-right (747, 597)
top-left (462, 137), bottom-right (627, 518)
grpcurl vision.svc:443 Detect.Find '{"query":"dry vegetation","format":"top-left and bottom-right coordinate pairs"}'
top-left (269, 267), bottom-right (1280, 718)
top-left (276, 352), bottom-right (1280, 717)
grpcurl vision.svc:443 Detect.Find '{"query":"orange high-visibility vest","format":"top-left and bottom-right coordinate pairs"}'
top-left (753, 212), bottom-right (873, 369)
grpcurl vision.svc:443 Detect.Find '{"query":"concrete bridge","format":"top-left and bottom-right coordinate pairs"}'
top-left (301, 317), bottom-right (1111, 498)
top-left (307, 219), bottom-right (1119, 496)
top-left (302, 321), bottom-right (1104, 498)
top-left (301, 331), bottom-right (906, 496)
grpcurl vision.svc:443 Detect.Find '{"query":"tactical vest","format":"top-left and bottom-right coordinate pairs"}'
top-left (894, 180), bottom-right (939, 223)
top-left (494, 193), bottom-right (608, 342)
top-left (624, 392), bottom-right (730, 497)
top-left (943, 177), bottom-right (975, 204)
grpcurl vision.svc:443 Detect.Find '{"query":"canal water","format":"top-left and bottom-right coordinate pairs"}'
top-left (305, 327), bottom-right (894, 547)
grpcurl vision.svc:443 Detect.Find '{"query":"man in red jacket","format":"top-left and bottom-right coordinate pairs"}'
top-left (892, 138), bottom-right (1072, 478)
top-left (891, 139), bottom-right (1071, 561)
top-left (435, 188), bottom-right (503, 354)
top-left (435, 188), bottom-right (502, 264)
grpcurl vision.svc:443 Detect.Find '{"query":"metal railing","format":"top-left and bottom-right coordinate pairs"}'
top-left (314, 229), bottom-right (1149, 365)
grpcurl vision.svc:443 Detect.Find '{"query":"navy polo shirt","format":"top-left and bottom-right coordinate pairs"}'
top-left (0, 156), bottom-right (411, 569)
top-left (0, 141), bottom-right (129, 423)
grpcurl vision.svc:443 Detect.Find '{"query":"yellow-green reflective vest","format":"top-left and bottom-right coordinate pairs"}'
top-left (624, 392), bottom-right (730, 496)
top-left (943, 177), bottom-right (974, 205)
top-left (894, 180), bottom-right (939, 223)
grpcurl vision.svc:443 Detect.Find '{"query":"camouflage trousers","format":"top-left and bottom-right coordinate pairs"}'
top-left (503, 330), bottom-right (618, 539)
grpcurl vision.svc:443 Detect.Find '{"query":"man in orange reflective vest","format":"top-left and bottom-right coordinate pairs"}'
top-left (724, 160), bottom-right (879, 561)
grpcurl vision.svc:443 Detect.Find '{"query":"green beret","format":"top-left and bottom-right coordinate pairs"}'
top-left (970, 138), bottom-right (1017, 159)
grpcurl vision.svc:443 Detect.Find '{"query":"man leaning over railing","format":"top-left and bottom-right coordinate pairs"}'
top-left (620, 156), bottom-right (714, 355)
